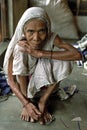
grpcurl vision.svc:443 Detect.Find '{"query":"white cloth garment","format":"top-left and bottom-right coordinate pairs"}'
top-left (12, 32), bottom-right (73, 98)
top-left (3, 7), bottom-right (51, 74)
top-left (27, 33), bottom-right (73, 98)
top-left (3, 7), bottom-right (74, 98)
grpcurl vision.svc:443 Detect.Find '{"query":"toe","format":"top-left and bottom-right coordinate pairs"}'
top-left (30, 118), bottom-right (35, 123)
top-left (44, 113), bottom-right (55, 125)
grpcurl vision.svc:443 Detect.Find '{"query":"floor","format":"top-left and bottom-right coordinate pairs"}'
top-left (0, 64), bottom-right (87, 130)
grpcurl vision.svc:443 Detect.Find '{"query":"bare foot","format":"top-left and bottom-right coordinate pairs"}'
top-left (20, 107), bottom-right (35, 122)
top-left (38, 101), bottom-right (55, 125)
top-left (39, 110), bottom-right (55, 125)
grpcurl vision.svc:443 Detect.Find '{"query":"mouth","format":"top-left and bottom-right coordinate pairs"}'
top-left (29, 41), bottom-right (43, 49)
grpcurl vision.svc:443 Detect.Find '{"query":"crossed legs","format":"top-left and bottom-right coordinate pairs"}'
top-left (18, 75), bottom-right (59, 124)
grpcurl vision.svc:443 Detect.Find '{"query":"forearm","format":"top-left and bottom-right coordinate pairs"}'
top-left (17, 75), bottom-right (28, 97)
top-left (8, 76), bottom-right (29, 106)
top-left (40, 50), bottom-right (82, 61)
top-left (8, 54), bottom-right (29, 106)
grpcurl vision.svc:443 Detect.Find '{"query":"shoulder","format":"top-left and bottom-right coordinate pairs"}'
top-left (13, 44), bottom-right (23, 55)
top-left (48, 32), bottom-right (57, 43)
top-left (53, 34), bottom-right (64, 47)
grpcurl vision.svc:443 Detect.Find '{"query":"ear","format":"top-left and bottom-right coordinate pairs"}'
top-left (22, 33), bottom-right (25, 37)
top-left (21, 34), bottom-right (26, 41)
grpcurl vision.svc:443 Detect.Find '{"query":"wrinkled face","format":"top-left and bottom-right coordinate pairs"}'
top-left (23, 19), bottom-right (48, 49)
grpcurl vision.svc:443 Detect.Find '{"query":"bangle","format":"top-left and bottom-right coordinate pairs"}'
top-left (23, 102), bottom-right (29, 108)
top-left (51, 50), bottom-right (53, 59)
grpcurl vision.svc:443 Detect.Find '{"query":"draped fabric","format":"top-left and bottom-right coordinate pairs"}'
top-left (3, 7), bottom-right (51, 74)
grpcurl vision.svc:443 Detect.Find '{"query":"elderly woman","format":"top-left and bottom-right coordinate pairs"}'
top-left (3, 7), bottom-right (82, 125)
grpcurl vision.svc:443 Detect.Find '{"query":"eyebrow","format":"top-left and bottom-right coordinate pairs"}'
top-left (25, 28), bottom-right (47, 32)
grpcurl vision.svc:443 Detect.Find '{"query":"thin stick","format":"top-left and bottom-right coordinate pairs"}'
top-left (77, 121), bottom-right (81, 130)
top-left (60, 118), bottom-right (69, 128)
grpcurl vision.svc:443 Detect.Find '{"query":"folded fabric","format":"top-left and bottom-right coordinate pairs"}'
top-left (57, 85), bottom-right (78, 100)
top-left (64, 84), bottom-right (77, 96)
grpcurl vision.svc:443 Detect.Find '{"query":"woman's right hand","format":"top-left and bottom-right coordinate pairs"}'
top-left (24, 102), bottom-right (41, 121)
top-left (18, 40), bottom-right (42, 58)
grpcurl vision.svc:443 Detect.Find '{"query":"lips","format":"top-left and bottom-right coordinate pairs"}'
top-left (29, 41), bottom-right (42, 49)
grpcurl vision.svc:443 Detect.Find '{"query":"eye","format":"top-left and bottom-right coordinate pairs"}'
top-left (27, 29), bottom-right (34, 35)
top-left (39, 28), bottom-right (46, 34)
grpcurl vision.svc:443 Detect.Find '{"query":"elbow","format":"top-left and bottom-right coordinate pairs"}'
top-left (8, 75), bottom-right (16, 87)
top-left (8, 78), bottom-right (14, 88)
top-left (75, 51), bottom-right (82, 60)
top-left (8, 78), bottom-right (13, 86)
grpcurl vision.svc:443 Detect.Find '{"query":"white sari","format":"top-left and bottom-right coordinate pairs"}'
top-left (3, 7), bottom-right (73, 98)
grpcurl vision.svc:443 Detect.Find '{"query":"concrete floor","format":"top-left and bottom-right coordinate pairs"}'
top-left (0, 64), bottom-right (87, 130)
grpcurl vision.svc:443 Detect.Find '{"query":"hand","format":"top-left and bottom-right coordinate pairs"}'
top-left (25, 102), bottom-right (41, 121)
top-left (18, 40), bottom-right (42, 58)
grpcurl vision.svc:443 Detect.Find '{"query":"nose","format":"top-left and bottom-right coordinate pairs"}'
top-left (33, 32), bottom-right (39, 41)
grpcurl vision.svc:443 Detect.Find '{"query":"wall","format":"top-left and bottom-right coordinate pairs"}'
top-left (12, 0), bottom-right (87, 38)
top-left (13, 0), bottom-right (28, 31)
top-left (76, 16), bottom-right (87, 34)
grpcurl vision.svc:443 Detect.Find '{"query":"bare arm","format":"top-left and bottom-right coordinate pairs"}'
top-left (40, 35), bottom-right (82, 60)
top-left (8, 54), bottom-right (41, 120)
top-left (18, 35), bottom-right (82, 61)
top-left (8, 54), bottom-right (28, 104)
top-left (50, 35), bottom-right (82, 60)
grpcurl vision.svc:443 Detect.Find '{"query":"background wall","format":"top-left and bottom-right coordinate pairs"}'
top-left (11, 0), bottom-right (87, 38)
top-left (76, 16), bottom-right (87, 34)
top-left (68, 0), bottom-right (87, 35)
top-left (13, 0), bottom-right (28, 31)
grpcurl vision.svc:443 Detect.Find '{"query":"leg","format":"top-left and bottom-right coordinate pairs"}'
top-left (17, 75), bottom-right (30, 121)
top-left (27, 58), bottom-right (73, 124)
top-left (38, 83), bottom-right (59, 125)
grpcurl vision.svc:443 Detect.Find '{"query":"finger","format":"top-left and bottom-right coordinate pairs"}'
top-left (18, 41), bottom-right (27, 47)
top-left (26, 115), bottom-right (30, 122)
top-left (21, 114), bottom-right (25, 121)
top-left (30, 117), bottom-right (35, 123)
top-left (31, 108), bottom-right (41, 121)
top-left (33, 106), bottom-right (41, 115)
top-left (31, 112), bottom-right (40, 120)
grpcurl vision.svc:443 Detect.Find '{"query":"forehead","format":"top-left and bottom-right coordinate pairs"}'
top-left (23, 19), bottom-right (47, 30)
